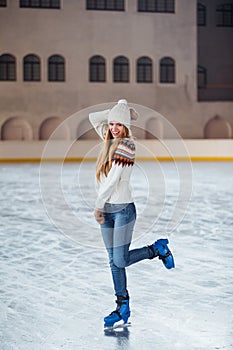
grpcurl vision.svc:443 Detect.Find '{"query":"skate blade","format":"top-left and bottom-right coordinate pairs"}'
top-left (104, 322), bottom-right (131, 331)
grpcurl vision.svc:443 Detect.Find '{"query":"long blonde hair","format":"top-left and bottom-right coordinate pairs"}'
top-left (96, 126), bottom-right (130, 182)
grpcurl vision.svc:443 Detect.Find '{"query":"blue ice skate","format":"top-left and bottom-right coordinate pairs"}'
top-left (104, 295), bottom-right (130, 328)
top-left (149, 238), bottom-right (175, 269)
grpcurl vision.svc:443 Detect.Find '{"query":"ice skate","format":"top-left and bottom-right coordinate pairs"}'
top-left (104, 295), bottom-right (130, 329)
top-left (149, 238), bottom-right (175, 269)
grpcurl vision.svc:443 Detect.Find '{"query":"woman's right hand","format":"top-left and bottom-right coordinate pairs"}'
top-left (94, 209), bottom-right (105, 225)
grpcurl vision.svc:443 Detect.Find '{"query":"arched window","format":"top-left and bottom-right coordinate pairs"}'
top-left (0, 54), bottom-right (16, 81)
top-left (198, 65), bottom-right (207, 89)
top-left (23, 54), bottom-right (40, 81)
top-left (113, 56), bottom-right (129, 82)
top-left (216, 4), bottom-right (233, 27)
top-left (138, 0), bottom-right (175, 13)
top-left (20, 0), bottom-right (60, 8)
top-left (137, 57), bottom-right (153, 83)
top-left (86, 0), bottom-right (124, 11)
top-left (48, 55), bottom-right (65, 82)
top-left (89, 55), bottom-right (106, 82)
top-left (197, 3), bottom-right (206, 26)
top-left (159, 57), bottom-right (175, 83)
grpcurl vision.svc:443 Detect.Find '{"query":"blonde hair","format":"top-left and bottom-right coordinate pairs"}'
top-left (96, 126), bottom-right (130, 182)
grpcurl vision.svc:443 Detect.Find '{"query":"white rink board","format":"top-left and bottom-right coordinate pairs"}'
top-left (0, 139), bottom-right (233, 161)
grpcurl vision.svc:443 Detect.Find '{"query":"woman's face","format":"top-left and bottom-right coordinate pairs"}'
top-left (109, 122), bottom-right (125, 139)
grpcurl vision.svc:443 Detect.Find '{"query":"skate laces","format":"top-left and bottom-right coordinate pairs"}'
top-left (108, 299), bottom-right (126, 317)
top-left (157, 249), bottom-right (171, 263)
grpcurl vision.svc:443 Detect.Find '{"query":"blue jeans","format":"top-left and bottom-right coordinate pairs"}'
top-left (100, 203), bottom-right (152, 297)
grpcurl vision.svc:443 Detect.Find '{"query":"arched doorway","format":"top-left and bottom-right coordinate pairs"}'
top-left (145, 118), bottom-right (164, 139)
top-left (77, 119), bottom-right (99, 140)
top-left (39, 117), bottom-right (70, 140)
top-left (1, 117), bottom-right (33, 140)
top-left (204, 115), bottom-right (232, 139)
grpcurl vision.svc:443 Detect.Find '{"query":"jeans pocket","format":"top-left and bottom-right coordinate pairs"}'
top-left (122, 203), bottom-right (136, 221)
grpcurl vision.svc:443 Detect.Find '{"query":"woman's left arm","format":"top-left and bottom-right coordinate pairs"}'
top-left (89, 109), bottom-right (110, 140)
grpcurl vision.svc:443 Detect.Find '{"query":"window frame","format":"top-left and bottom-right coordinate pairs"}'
top-left (0, 54), bottom-right (16, 81)
top-left (20, 0), bottom-right (60, 9)
top-left (197, 65), bottom-right (207, 89)
top-left (0, 0), bottom-right (7, 7)
top-left (48, 55), bottom-right (65, 82)
top-left (89, 55), bottom-right (106, 82)
top-left (113, 56), bottom-right (129, 83)
top-left (159, 57), bottom-right (175, 84)
top-left (23, 54), bottom-right (41, 82)
top-left (137, 56), bottom-right (153, 83)
top-left (197, 3), bottom-right (206, 26)
top-left (138, 0), bottom-right (175, 13)
top-left (216, 3), bottom-right (233, 27)
top-left (86, 0), bottom-right (125, 11)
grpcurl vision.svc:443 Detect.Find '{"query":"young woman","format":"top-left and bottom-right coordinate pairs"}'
top-left (89, 99), bottom-right (174, 328)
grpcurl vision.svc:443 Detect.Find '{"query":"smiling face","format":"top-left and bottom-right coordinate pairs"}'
top-left (108, 122), bottom-right (125, 139)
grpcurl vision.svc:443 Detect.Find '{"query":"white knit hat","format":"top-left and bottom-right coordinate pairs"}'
top-left (108, 99), bottom-right (138, 130)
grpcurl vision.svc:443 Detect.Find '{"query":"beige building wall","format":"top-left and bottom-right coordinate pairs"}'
top-left (0, 0), bottom-right (232, 140)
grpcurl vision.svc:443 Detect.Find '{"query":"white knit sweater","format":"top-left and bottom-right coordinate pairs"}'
top-left (89, 111), bottom-right (135, 209)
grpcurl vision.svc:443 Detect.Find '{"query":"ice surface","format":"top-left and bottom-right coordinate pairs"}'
top-left (0, 162), bottom-right (232, 350)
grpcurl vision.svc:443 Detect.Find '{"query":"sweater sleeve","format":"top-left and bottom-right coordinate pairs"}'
top-left (89, 109), bottom-right (110, 140)
top-left (95, 139), bottom-right (135, 209)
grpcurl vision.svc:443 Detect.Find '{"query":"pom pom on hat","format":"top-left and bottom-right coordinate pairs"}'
top-left (108, 99), bottom-right (139, 129)
top-left (117, 99), bottom-right (128, 104)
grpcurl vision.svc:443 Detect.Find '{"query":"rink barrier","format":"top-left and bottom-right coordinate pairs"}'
top-left (0, 157), bottom-right (233, 163)
top-left (0, 140), bottom-right (232, 162)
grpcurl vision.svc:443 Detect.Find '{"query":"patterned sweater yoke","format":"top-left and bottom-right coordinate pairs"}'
top-left (113, 139), bottom-right (135, 167)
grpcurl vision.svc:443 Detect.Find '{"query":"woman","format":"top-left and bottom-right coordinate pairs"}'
top-left (89, 99), bottom-right (174, 328)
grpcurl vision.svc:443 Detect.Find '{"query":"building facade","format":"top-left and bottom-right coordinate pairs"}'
top-left (0, 0), bottom-right (232, 140)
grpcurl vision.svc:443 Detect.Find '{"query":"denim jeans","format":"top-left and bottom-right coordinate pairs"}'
top-left (100, 202), bottom-right (152, 297)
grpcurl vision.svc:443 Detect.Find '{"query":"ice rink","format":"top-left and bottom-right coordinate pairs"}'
top-left (0, 161), bottom-right (232, 350)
